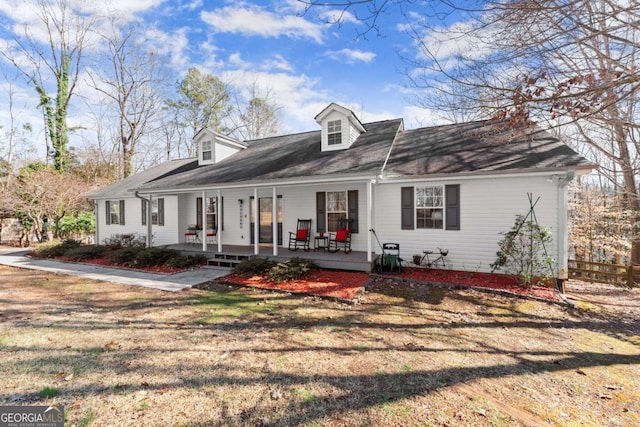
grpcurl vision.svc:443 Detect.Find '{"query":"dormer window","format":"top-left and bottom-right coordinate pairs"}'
top-left (315, 103), bottom-right (366, 152)
top-left (202, 140), bottom-right (213, 161)
top-left (327, 120), bottom-right (342, 145)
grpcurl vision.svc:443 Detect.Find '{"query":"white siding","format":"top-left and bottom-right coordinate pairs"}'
top-left (374, 175), bottom-right (565, 275)
top-left (97, 196), bottom-right (180, 246)
top-left (215, 140), bottom-right (242, 163)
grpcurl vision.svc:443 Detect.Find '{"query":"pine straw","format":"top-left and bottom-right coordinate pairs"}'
top-left (1, 265), bottom-right (639, 426)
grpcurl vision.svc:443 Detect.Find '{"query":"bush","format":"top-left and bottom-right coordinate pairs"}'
top-left (164, 254), bottom-right (207, 269)
top-left (134, 248), bottom-right (179, 267)
top-left (33, 239), bottom-right (82, 258)
top-left (491, 213), bottom-right (555, 288)
top-left (267, 257), bottom-right (316, 283)
top-left (106, 246), bottom-right (146, 267)
top-left (64, 245), bottom-right (108, 261)
top-left (233, 258), bottom-right (276, 276)
top-left (102, 233), bottom-right (146, 250)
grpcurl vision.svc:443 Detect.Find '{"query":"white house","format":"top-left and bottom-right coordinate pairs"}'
top-left (88, 103), bottom-right (594, 278)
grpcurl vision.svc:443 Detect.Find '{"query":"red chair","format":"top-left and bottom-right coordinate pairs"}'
top-left (288, 219), bottom-right (312, 251)
top-left (206, 229), bottom-right (217, 244)
top-left (328, 219), bottom-right (352, 253)
top-left (184, 225), bottom-right (200, 244)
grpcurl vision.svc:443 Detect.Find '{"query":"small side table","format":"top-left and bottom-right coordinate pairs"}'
top-left (314, 235), bottom-right (329, 251)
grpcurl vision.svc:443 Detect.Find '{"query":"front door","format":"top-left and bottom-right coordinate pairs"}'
top-left (250, 196), bottom-right (283, 245)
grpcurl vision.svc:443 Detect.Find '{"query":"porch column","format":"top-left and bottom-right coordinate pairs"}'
top-left (217, 190), bottom-right (223, 252)
top-left (367, 180), bottom-right (373, 262)
top-left (147, 194), bottom-right (153, 248)
top-left (272, 186), bottom-right (278, 256)
top-left (202, 191), bottom-right (207, 252)
top-left (253, 187), bottom-right (259, 255)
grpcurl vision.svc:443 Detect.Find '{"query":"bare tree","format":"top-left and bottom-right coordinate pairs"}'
top-left (305, 0), bottom-right (640, 238)
top-left (12, 166), bottom-right (92, 241)
top-left (1, 0), bottom-right (93, 171)
top-left (166, 67), bottom-right (232, 156)
top-left (89, 19), bottom-right (168, 178)
top-left (233, 84), bottom-right (281, 140)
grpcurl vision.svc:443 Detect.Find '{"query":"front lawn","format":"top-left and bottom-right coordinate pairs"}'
top-left (1, 264), bottom-right (638, 426)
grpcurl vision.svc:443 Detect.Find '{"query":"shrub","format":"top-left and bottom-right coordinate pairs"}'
top-left (102, 233), bottom-right (146, 250)
top-left (64, 245), bottom-right (108, 261)
top-left (267, 257), bottom-right (316, 283)
top-left (33, 239), bottom-right (82, 258)
top-left (164, 254), bottom-right (207, 269)
top-left (233, 258), bottom-right (276, 276)
top-left (134, 248), bottom-right (179, 267)
top-left (491, 213), bottom-right (555, 288)
top-left (106, 247), bottom-right (146, 267)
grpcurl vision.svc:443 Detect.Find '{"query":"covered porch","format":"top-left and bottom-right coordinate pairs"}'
top-left (166, 243), bottom-right (377, 272)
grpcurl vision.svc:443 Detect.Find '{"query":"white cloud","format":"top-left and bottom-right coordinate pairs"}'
top-left (325, 48), bottom-right (376, 64)
top-left (261, 54), bottom-right (294, 72)
top-left (145, 27), bottom-right (190, 71)
top-left (200, 5), bottom-right (325, 43)
top-left (317, 9), bottom-right (360, 25)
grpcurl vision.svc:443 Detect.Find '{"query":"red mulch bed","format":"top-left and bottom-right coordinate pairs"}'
top-left (55, 256), bottom-right (192, 275)
top-left (396, 267), bottom-right (563, 302)
top-left (219, 270), bottom-right (370, 302)
top-left (219, 267), bottom-right (563, 303)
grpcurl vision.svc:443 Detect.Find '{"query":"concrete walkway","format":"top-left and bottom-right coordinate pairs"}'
top-left (0, 249), bottom-right (230, 292)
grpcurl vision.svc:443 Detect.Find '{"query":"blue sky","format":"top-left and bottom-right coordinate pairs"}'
top-left (0, 0), bottom-right (452, 161)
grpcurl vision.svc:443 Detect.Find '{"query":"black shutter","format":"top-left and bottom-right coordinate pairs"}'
top-left (141, 199), bottom-right (146, 225)
top-left (401, 187), bottom-right (414, 230)
top-left (119, 200), bottom-right (125, 225)
top-left (158, 198), bottom-right (165, 226)
top-left (221, 197), bottom-right (224, 231)
top-left (445, 184), bottom-right (460, 230)
top-left (316, 192), bottom-right (326, 233)
top-left (348, 190), bottom-right (358, 233)
top-left (105, 201), bottom-right (111, 225)
top-left (196, 197), bottom-right (203, 229)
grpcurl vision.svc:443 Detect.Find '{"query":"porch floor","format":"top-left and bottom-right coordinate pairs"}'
top-left (165, 243), bottom-right (377, 272)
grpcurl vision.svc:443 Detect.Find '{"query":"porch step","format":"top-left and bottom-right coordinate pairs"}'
top-left (207, 253), bottom-right (252, 269)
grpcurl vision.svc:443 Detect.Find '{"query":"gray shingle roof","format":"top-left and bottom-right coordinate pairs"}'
top-left (136, 119), bottom-right (403, 191)
top-left (91, 118), bottom-right (593, 198)
top-left (87, 158), bottom-right (198, 199)
top-left (385, 120), bottom-right (593, 176)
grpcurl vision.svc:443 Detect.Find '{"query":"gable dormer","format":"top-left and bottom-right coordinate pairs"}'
top-left (194, 129), bottom-right (246, 166)
top-left (315, 103), bottom-right (366, 152)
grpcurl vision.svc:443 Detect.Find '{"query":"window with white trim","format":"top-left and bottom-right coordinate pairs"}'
top-left (206, 197), bottom-right (217, 230)
top-left (327, 120), bottom-right (342, 145)
top-left (106, 200), bottom-right (125, 225)
top-left (202, 140), bottom-right (212, 161)
top-left (326, 191), bottom-right (347, 231)
top-left (416, 186), bottom-right (443, 229)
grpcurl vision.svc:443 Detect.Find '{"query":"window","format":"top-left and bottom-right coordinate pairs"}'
top-left (142, 198), bottom-right (164, 226)
top-left (316, 191), bottom-right (358, 233)
top-left (206, 197), bottom-right (217, 230)
top-left (326, 191), bottom-right (347, 231)
top-left (202, 140), bottom-right (212, 161)
top-left (327, 120), bottom-right (342, 145)
top-left (416, 186), bottom-right (443, 229)
top-left (106, 200), bottom-right (125, 225)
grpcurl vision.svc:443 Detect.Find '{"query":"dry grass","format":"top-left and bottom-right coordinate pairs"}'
top-left (0, 264), bottom-right (639, 426)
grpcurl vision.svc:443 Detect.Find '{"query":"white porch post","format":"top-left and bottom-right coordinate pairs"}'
top-left (557, 177), bottom-right (571, 279)
top-left (217, 190), bottom-right (222, 252)
top-left (201, 191), bottom-right (207, 252)
top-left (272, 186), bottom-right (278, 256)
top-left (253, 187), bottom-right (259, 255)
top-left (367, 180), bottom-right (373, 262)
top-left (147, 194), bottom-right (153, 248)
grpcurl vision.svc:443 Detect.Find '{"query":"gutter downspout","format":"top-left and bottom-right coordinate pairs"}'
top-left (135, 191), bottom-right (152, 248)
top-left (94, 200), bottom-right (99, 245)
